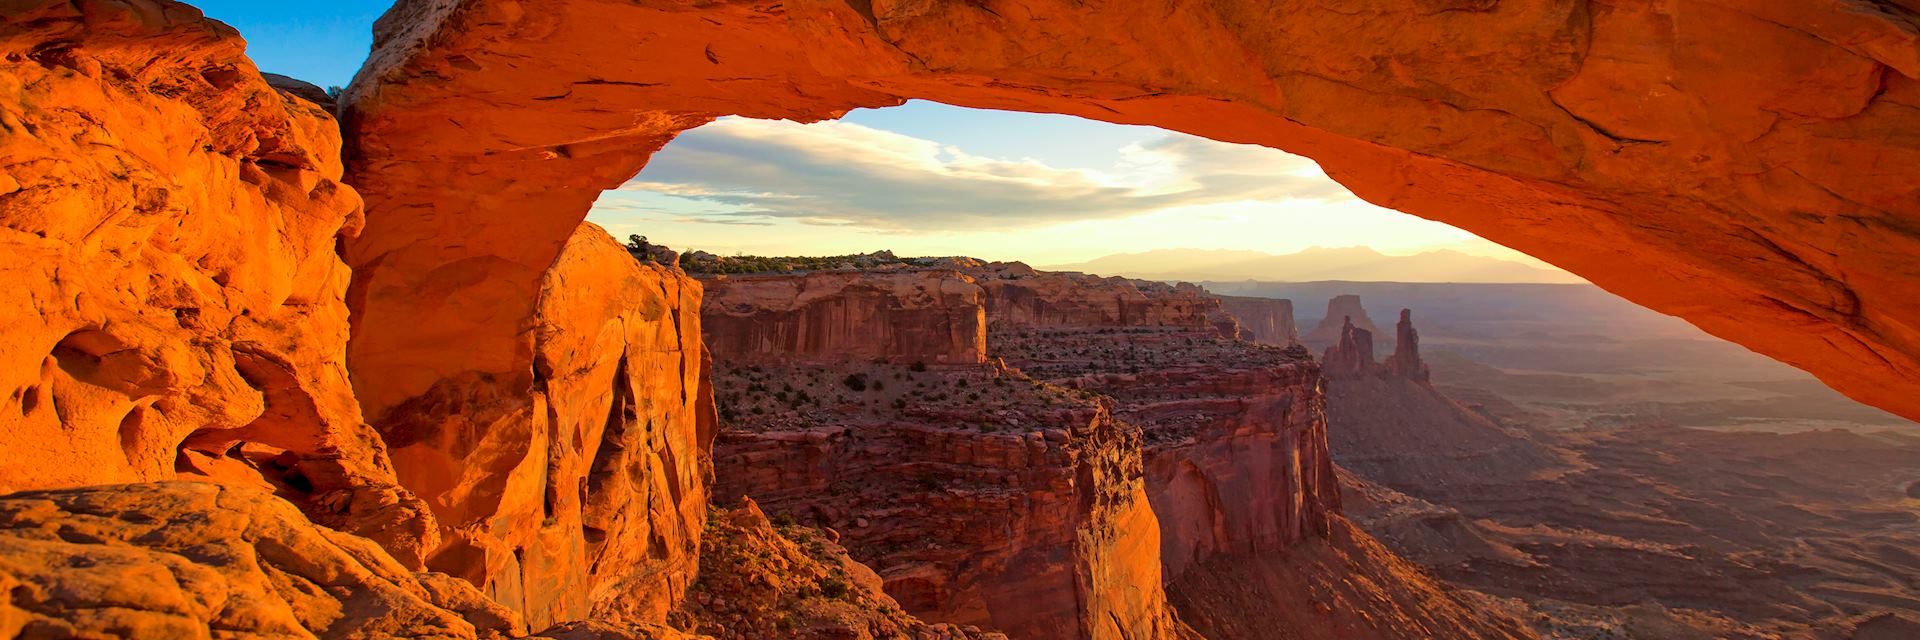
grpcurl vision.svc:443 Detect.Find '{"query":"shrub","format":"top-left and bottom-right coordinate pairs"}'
top-left (820, 576), bottom-right (850, 600)
top-left (909, 361), bottom-right (928, 372)
top-left (842, 372), bottom-right (868, 391)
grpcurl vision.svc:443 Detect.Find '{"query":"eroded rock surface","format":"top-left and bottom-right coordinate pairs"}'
top-left (378, 223), bottom-right (713, 629)
top-left (0, 0), bottom-right (433, 565)
top-left (701, 270), bottom-right (986, 366)
top-left (987, 277), bottom-right (1339, 580)
top-left (0, 482), bottom-right (522, 640)
top-left (1217, 296), bottom-right (1299, 346)
top-left (701, 270), bottom-right (1185, 640)
top-left (668, 499), bottom-right (1008, 640)
top-left (343, 0), bottom-right (1920, 422)
top-left (985, 271), bottom-right (1528, 639)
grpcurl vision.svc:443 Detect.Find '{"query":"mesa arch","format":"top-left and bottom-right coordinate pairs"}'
top-left (342, 0), bottom-right (1920, 431)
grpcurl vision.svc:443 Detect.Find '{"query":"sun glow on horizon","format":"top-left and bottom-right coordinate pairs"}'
top-left (587, 101), bottom-right (1566, 274)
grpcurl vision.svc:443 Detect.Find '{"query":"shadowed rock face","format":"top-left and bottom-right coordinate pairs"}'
top-left (1217, 297), bottom-right (1299, 345)
top-left (668, 499), bottom-right (1009, 640)
top-left (342, 0), bottom-right (1920, 422)
top-left (1383, 310), bottom-right (1431, 383)
top-left (1321, 319), bottom-right (1379, 380)
top-left (0, 0), bottom-right (434, 566)
top-left (379, 223), bottom-right (714, 630)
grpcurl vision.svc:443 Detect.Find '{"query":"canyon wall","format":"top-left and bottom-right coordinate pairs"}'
top-left (990, 312), bottom-right (1339, 580)
top-left (343, 0), bottom-right (1920, 423)
top-left (983, 270), bottom-right (1530, 639)
top-left (1217, 296), bottom-right (1298, 345)
top-left (947, 261), bottom-right (1220, 330)
top-left (702, 270), bottom-right (987, 366)
top-left (0, 0), bottom-right (436, 565)
top-left (700, 270), bottom-right (1185, 640)
top-left (378, 223), bottom-right (713, 630)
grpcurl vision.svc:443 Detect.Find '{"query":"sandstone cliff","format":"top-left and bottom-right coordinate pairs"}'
top-left (1321, 318), bottom-right (1380, 380)
top-left (702, 270), bottom-right (986, 366)
top-left (0, 0), bottom-right (435, 566)
top-left (1382, 310), bottom-right (1431, 383)
top-left (979, 269), bottom-right (1523, 638)
top-left (701, 270), bottom-right (1186, 640)
top-left (1217, 296), bottom-right (1299, 345)
top-left (946, 260), bottom-right (1222, 331)
top-left (378, 223), bottom-right (713, 629)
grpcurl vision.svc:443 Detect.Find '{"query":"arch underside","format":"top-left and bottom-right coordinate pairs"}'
top-left (342, 0), bottom-right (1920, 422)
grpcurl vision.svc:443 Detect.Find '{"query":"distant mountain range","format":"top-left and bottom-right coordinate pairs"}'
top-left (1043, 247), bottom-right (1585, 284)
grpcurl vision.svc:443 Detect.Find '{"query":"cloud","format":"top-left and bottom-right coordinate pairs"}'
top-left (615, 117), bottom-right (1357, 231)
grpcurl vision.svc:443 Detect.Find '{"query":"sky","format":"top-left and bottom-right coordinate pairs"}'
top-left (195, 2), bottom-right (1559, 269)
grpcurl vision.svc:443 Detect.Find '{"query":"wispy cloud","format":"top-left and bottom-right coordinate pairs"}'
top-left (615, 118), bottom-right (1356, 231)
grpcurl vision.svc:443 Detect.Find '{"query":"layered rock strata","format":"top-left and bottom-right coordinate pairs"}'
top-left (942, 260), bottom-right (1223, 331)
top-left (700, 270), bottom-right (1184, 640)
top-left (990, 322), bottom-right (1339, 579)
top-left (983, 272), bottom-right (1531, 638)
top-left (0, 0), bottom-right (434, 566)
top-left (1216, 296), bottom-right (1299, 345)
top-left (701, 271), bottom-right (986, 366)
top-left (378, 223), bottom-right (714, 629)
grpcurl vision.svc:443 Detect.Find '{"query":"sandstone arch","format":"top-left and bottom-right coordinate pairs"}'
top-left (342, 0), bottom-right (1920, 426)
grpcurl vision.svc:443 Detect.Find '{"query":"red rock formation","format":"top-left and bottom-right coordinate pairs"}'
top-left (0, 0), bottom-right (435, 565)
top-left (1383, 310), bottom-right (1431, 383)
top-left (943, 261), bottom-right (1219, 331)
top-left (990, 284), bottom-right (1529, 639)
top-left (669, 499), bottom-right (1009, 640)
top-left (701, 270), bottom-right (987, 366)
top-left (921, 265), bottom-right (1348, 579)
top-left (0, 482), bottom-right (523, 639)
top-left (708, 362), bottom-right (1184, 640)
top-left (1217, 297), bottom-right (1299, 345)
top-left (378, 223), bottom-right (713, 629)
top-left (994, 325), bottom-right (1339, 575)
top-left (702, 271), bottom-right (1186, 639)
top-left (1320, 318), bottom-right (1379, 380)
top-left (1306, 296), bottom-right (1381, 347)
top-left (341, 0), bottom-right (1920, 423)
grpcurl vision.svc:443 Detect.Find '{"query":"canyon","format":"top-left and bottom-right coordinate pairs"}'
top-left (1295, 291), bottom-right (1920, 638)
top-left (697, 260), bottom-right (1535, 640)
top-left (0, 0), bottom-right (1917, 639)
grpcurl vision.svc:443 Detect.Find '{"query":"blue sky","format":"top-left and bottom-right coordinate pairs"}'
top-left (193, 2), bottom-right (1554, 269)
top-left (196, 1), bottom-right (391, 88)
